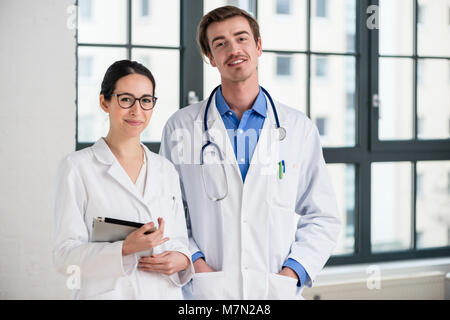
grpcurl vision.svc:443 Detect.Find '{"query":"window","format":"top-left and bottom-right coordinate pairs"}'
top-left (227, 0), bottom-right (256, 16)
top-left (314, 56), bottom-right (328, 78)
top-left (416, 172), bottom-right (424, 197)
top-left (448, 171), bottom-right (450, 194)
top-left (78, 56), bottom-right (93, 78)
top-left (417, 4), bottom-right (424, 24)
top-left (276, 55), bottom-right (292, 76)
top-left (78, 0), bottom-right (93, 22)
top-left (315, 117), bottom-right (328, 136)
top-left (76, 0), bottom-right (450, 267)
top-left (141, 0), bottom-right (150, 17)
top-left (276, 0), bottom-right (291, 15)
top-left (76, 0), bottom-right (181, 147)
top-left (316, 0), bottom-right (327, 18)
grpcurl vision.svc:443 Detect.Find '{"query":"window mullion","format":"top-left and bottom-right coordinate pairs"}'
top-left (180, 0), bottom-right (204, 108)
top-left (127, 0), bottom-right (132, 59)
top-left (306, 0), bottom-right (311, 118)
top-left (413, 0), bottom-right (418, 140)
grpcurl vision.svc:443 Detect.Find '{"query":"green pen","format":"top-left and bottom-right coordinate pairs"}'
top-left (279, 161), bottom-right (283, 179)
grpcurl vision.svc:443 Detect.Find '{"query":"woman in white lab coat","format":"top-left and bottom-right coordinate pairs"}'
top-left (53, 60), bottom-right (194, 299)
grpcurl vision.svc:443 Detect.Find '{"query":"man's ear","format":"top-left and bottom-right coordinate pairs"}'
top-left (256, 37), bottom-right (262, 57)
top-left (99, 95), bottom-right (110, 113)
top-left (207, 52), bottom-right (217, 68)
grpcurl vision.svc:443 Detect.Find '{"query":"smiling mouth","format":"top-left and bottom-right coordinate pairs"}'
top-left (227, 58), bottom-right (247, 67)
top-left (125, 120), bottom-right (144, 126)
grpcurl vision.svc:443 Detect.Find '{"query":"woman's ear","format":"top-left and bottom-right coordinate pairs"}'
top-left (99, 94), bottom-right (110, 113)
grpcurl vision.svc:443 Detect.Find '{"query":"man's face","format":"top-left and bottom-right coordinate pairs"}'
top-left (206, 16), bottom-right (262, 84)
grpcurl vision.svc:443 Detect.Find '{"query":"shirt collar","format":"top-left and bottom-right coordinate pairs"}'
top-left (215, 86), bottom-right (267, 118)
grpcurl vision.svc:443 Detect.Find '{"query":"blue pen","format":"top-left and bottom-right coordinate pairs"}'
top-left (282, 160), bottom-right (285, 174)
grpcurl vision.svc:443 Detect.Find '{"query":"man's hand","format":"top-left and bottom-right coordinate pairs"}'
top-left (193, 257), bottom-right (216, 273)
top-left (278, 267), bottom-right (299, 282)
top-left (138, 251), bottom-right (190, 276)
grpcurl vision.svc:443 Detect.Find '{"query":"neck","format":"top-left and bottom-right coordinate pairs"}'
top-left (103, 131), bottom-right (142, 159)
top-left (220, 78), bottom-right (260, 119)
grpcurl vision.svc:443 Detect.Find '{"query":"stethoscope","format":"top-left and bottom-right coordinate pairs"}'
top-left (200, 85), bottom-right (286, 201)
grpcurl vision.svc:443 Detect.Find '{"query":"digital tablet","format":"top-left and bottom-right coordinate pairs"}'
top-left (91, 217), bottom-right (156, 242)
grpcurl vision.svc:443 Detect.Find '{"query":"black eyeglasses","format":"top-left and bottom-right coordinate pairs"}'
top-left (110, 93), bottom-right (158, 110)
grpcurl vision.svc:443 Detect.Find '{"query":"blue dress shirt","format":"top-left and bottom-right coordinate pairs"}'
top-left (215, 86), bottom-right (266, 182)
top-left (192, 87), bottom-right (308, 287)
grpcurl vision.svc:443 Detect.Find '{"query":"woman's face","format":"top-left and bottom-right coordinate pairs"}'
top-left (100, 73), bottom-right (154, 139)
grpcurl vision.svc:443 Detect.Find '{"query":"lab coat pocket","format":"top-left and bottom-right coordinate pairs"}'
top-left (192, 271), bottom-right (225, 300)
top-left (271, 162), bottom-right (298, 210)
top-left (267, 273), bottom-right (298, 300)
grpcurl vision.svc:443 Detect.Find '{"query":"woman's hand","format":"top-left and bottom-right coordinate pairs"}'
top-left (138, 251), bottom-right (191, 276)
top-left (122, 217), bottom-right (169, 256)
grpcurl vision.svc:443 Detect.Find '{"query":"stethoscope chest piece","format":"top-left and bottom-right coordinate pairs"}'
top-left (278, 127), bottom-right (287, 141)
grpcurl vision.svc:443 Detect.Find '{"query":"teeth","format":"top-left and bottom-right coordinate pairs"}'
top-left (230, 60), bottom-right (244, 65)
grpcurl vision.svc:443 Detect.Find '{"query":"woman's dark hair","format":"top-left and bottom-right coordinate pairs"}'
top-left (100, 60), bottom-right (156, 100)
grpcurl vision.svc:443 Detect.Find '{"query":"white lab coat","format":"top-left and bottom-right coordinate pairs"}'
top-left (53, 138), bottom-right (194, 300)
top-left (159, 93), bottom-right (341, 300)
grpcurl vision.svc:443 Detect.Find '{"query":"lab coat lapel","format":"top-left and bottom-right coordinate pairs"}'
top-left (142, 146), bottom-right (162, 203)
top-left (245, 99), bottom-right (288, 185)
top-left (92, 138), bottom-right (150, 208)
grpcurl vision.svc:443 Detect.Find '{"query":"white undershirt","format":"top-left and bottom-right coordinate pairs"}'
top-left (134, 146), bottom-right (147, 196)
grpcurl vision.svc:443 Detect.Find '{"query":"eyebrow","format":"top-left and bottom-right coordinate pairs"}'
top-left (211, 30), bottom-right (251, 45)
top-left (115, 92), bottom-right (153, 97)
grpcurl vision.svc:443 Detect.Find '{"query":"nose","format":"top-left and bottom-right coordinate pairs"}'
top-left (229, 39), bottom-right (242, 56)
top-left (129, 100), bottom-right (142, 115)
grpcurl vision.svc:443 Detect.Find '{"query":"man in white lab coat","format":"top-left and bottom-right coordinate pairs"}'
top-left (159, 5), bottom-right (341, 299)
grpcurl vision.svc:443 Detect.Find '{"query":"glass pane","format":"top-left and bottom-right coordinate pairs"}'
top-left (132, 49), bottom-right (180, 142)
top-left (259, 52), bottom-right (306, 113)
top-left (78, 47), bottom-right (127, 142)
top-left (417, 0), bottom-right (450, 57)
top-left (77, 0), bottom-right (127, 44)
top-left (416, 161), bottom-right (450, 248)
top-left (258, 0), bottom-right (307, 51)
top-left (327, 164), bottom-right (355, 255)
top-left (417, 59), bottom-right (450, 140)
top-left (204, 0), bottom-right (256, 16)
top-left (371, 162), bottom-right (412, 252)
top-left (310, 55), bottom-right (356, 147)
top-left (379, 0), bottom-right (414, 56)
top-left (311, 0), bottom-right (356, 53)
top-left (204, 59), bottom-right (222, 99)
top-left (131, 0), bottom-right (180, 46)
top-left (378, 58), bottom-right (414, 140)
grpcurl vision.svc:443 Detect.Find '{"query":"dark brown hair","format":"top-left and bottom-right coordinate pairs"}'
top-left (100, 60), bottom-right (156, 100)
top-left (197, 6), bottom-right (260, 58)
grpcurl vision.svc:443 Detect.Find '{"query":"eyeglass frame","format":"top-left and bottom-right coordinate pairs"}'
top-left (110, 92), bottom-right (158, 111)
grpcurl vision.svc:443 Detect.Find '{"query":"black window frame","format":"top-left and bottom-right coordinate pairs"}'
top-left (75, 0), bottom-right (450, 266)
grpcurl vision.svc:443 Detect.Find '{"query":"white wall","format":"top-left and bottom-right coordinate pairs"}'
top-left (0, 0), bottom-right (75, 299)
